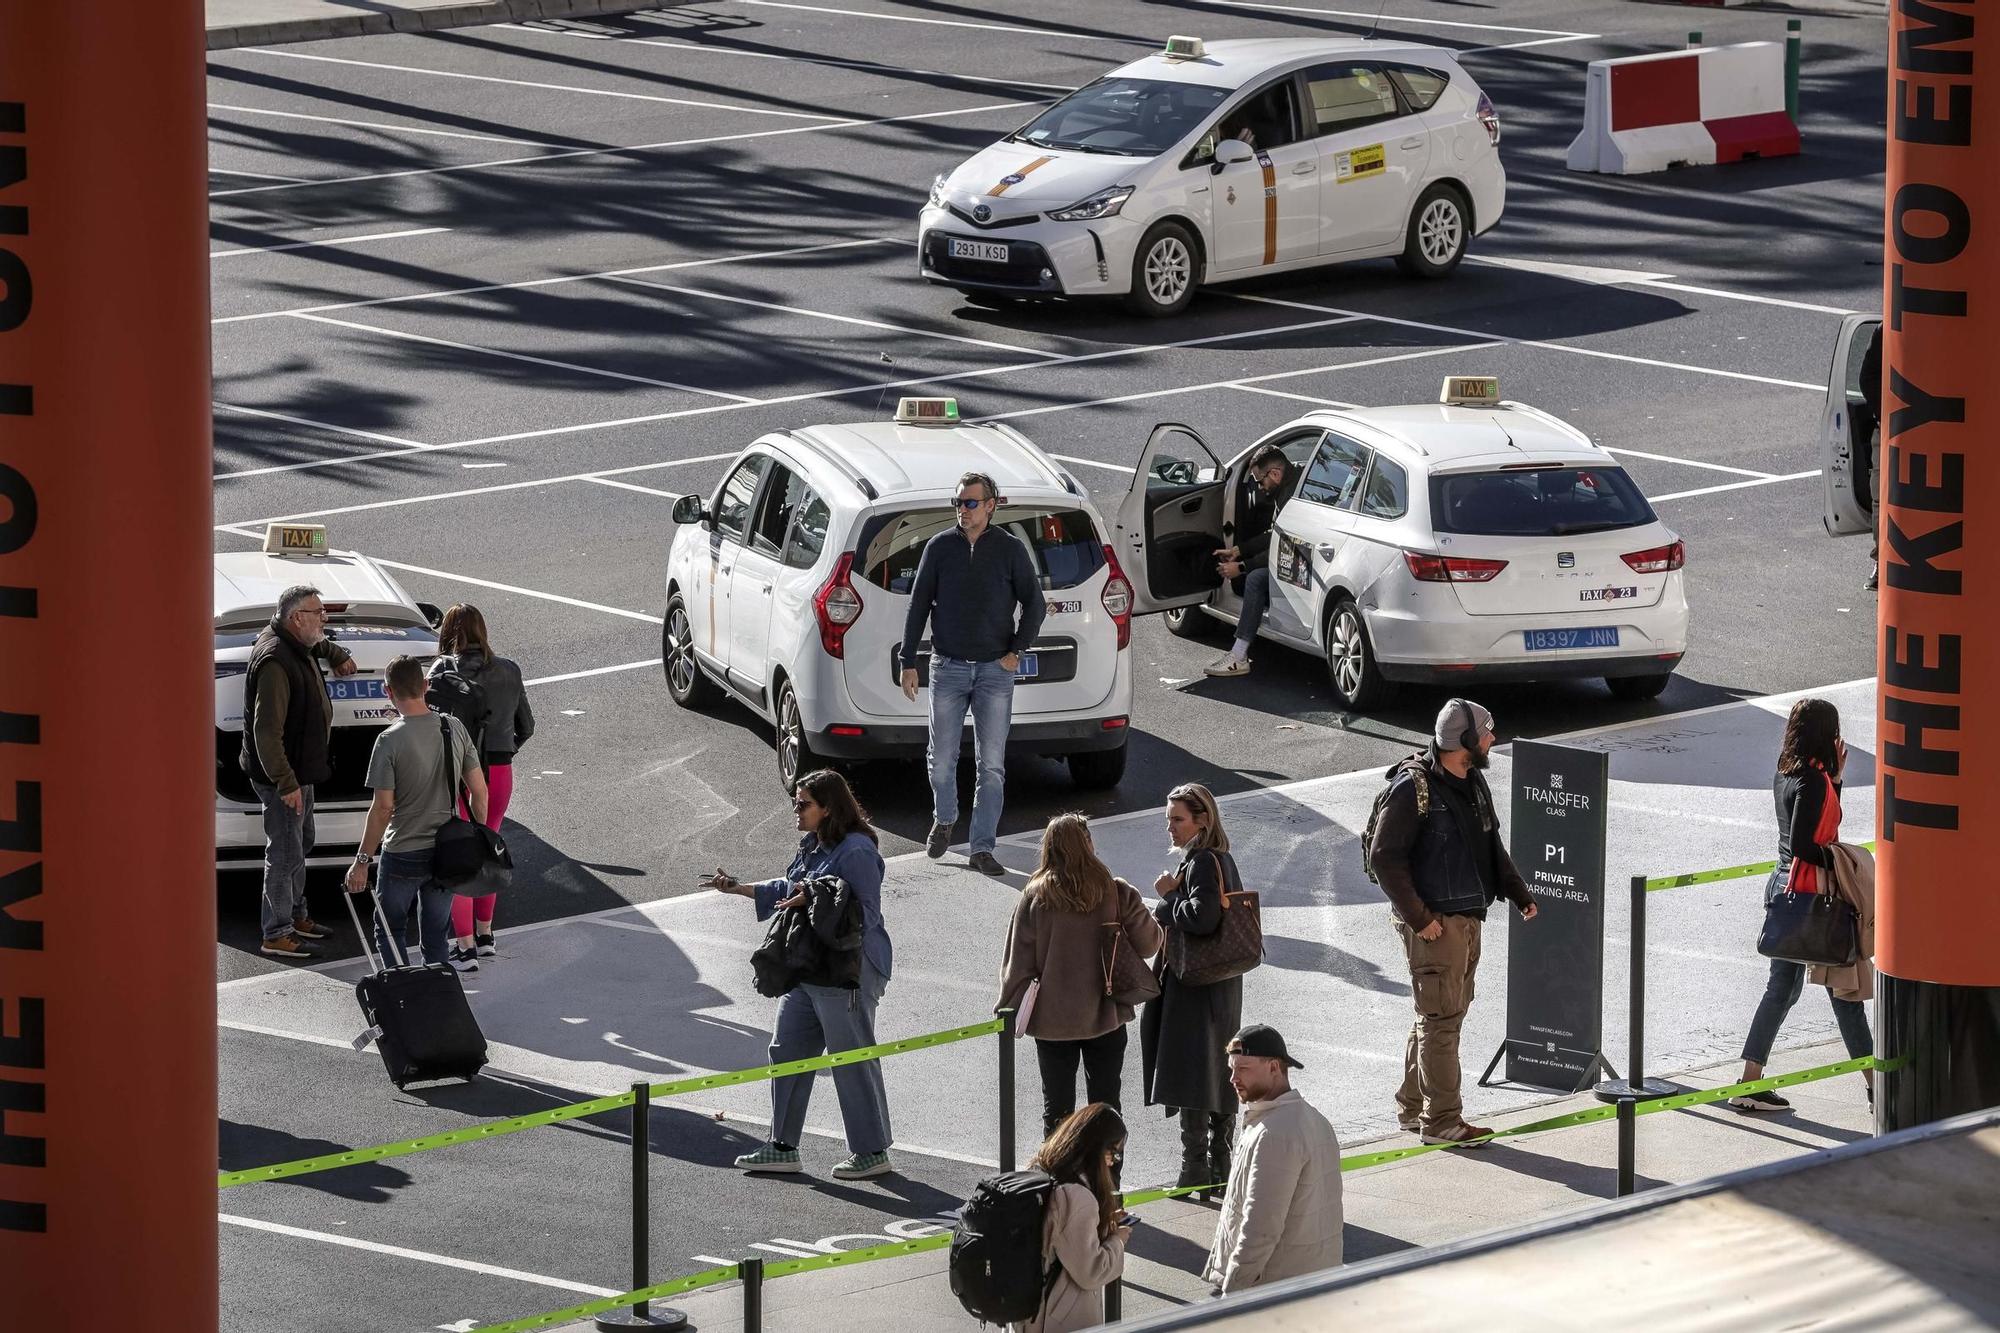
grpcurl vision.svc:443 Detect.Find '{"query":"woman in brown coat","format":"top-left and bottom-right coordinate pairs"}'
top-left (999, 814), bottom-right (1166, 1136)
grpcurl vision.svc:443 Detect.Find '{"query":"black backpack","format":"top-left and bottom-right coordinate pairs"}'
top-left (425, 656), bottom-right (488, 748)
top-left (1360, 752), bottom-right (1432, 883)
top-left (949, 1170), bottom-right (1062, 1326)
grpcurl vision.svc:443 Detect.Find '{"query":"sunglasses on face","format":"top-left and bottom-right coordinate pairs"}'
top-left (792, 798), bottom-right (817, 812)
top-left (954, 497), bottom-right (988, 510)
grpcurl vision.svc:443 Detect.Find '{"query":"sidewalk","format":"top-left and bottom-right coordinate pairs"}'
top-left (549, 1038), bottom-right (1874, 1331)
top-left (207, 0), bottom-right (658, 49)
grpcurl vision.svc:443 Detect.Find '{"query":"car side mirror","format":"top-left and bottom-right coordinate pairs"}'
top-left (671, 494), bottom-right (707, 526)
top-left (416, 601), bottom-right (444, 630)
top-left (1214, 138), bottom-right (1254, 170)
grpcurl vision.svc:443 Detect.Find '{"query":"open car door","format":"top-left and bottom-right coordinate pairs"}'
top-left (1822, 314), bottom-right (1880, 538)
top-left (1113, 424), bottom-right (1226, 614)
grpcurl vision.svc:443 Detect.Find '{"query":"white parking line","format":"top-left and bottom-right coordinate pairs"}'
top-left (1462, 35), bottom-right (1601, 53)
top-left (1049, 453), bottom-right (1134, 476)
top-left (524, 658), bottom-right (664, 687)
top-left (733, 0), bottom-right (1133, 41)
top-left (231, 47), bottom-right (850, 121)
top-left (215, 237), bottom-right (891, 326)
top-left (211, 227), bottom-right (451, 260)
top-left (605, 275), bottom-right (1044, 354)
top-left (1466, 255), bottom-right (1859, 317)
top-left (367, 558), bottom-right (664, 624)
top-left (289, 312), bottom-right (760, 403)
top-left (208, 102), bottom-right (558, 147)
top-left (1174, 0), bottom-right (1593, 38)
top-left (1228, 383), bottom-right (1362, 410)
top-left (214, 402), bottom-right (431, 450)
top-left (217, 1214), bottom-right (623, 1299)
top-left (1601, 447), bottom-right (1775, 479)
top-left (583, 476), bottom-right (684, 500)
top-left (1649, 470), bottom-right (1819, 503)
top-left (209, 166), bottom-right (311, 183)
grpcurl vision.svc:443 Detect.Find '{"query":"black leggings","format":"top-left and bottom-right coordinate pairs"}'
top-left (1034, 1027), bottom-right (1128, 1137)
top-left (1741, 956), bottom-right (1873, 1065)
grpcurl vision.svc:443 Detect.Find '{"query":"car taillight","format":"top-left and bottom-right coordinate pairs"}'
top-left (814, 552), bottom-right (862, 658)
top-left (1404, 552), bottom-right (1508, 583)
top-left (1476, 91), bottom-right (1501, 146)
top-left (1101, 546), bottom-right (1133, 650)
top-left (1621, 540), bottom-right (1685, 574)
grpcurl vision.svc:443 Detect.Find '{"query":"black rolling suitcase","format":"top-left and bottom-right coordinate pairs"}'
top-left (344, 889), bottom-right (488, 1089)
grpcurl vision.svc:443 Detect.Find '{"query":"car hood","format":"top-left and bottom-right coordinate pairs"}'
top-left (942, 141), bottom-right (1141, 209)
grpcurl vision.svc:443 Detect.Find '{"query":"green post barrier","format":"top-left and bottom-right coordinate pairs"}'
top-left (1786, 20), bottom-right (1803, 123)
top-left (1688, 30), bottom-right (1702, 49)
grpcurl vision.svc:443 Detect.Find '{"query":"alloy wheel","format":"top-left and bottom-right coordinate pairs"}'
top-left (1145, 237), bottom-right (1191, 305)
top-left (666, 606), bottom-right (696, 697)
top-left (1330, 607), bottom-right (1367, 698)
top-left (1419, 198), bottom-right (1463, 267)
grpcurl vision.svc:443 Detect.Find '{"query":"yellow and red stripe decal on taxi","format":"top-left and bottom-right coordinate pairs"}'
top-left (989, 155), bottom-right (1054, 197)
top-left (1257, 151), bottom-right (1278, 266)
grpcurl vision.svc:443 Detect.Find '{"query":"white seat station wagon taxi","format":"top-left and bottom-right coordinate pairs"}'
top-left (920, 35), bottom-right (1505, 316)
top-left (663, 399), bottom-right (1136, 793)
top-left (215, 525), bottom-right (442, 870)
top-left (1115, 378), bottom-right (1690, 709)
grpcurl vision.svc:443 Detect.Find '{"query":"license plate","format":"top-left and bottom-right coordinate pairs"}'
top-left (1523, 627), bottom-right (1620, 652)
top-left (328, 677), bottom-right (386, 701)
top-left (949, 238), bottom-right (1009, 264)
top-left (1579, 586), bottom-right (1639, 603)
top-left (1045, 600), bottom-right (1081, 616)
top-left (1015, 653), bottom-right (1039, 680)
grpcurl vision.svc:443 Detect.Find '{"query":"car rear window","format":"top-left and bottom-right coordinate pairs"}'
top-left (1430, 467), bottom-right (1656, 536)
top-left (854, 506), bottom-right (1106, 593)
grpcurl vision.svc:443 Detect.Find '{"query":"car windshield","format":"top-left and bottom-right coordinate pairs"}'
top-left (1010, 78), bottom-right (1230, 157)
top-left (854, 505), bottom-right (1107, 593)
top-left (1430, 467), bottom-right (1657, 537)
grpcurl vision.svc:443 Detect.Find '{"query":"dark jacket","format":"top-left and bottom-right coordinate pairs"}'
top-left (899, 525), bottom-right (1046, 669)
top-left (755, 831), bottom-right (892, 982)
top-left (240, 619), bottom-right (353, 795)
top-left (1368, 753), bottom-right (1531, 930)
top-left (1765, 767), bottom-right (1842, 903)
top-left (1232, 466), bottom-right (1299, 590)
top-left (1140, 848), bottom-right (1245, 1114)
top-left (429, 648), bottom-right (535, 758)
top-left (752, 874), bottom-right (866, 994)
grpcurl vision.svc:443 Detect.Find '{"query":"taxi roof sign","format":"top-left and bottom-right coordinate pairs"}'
top-left (1440, 376), bottom-right (1502, 408)
top-left (1162, 35), bottom-right (1206, 60)
top-left (263, 522), bottom-right (329, 556)
top-left (895, 397), bottom-right (961, 425)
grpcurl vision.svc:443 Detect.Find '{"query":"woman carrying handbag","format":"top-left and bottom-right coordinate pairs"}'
top-left (1140, 783), bottom-right (1253, 1197)
top-left (998, 815), bottom-right (1165, 1137)
top-left (1732, 697), bottom-right (1875, 1112)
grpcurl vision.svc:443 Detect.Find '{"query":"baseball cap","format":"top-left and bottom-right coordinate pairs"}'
top-left (1227, 1023), bottom-right (1304, 1070)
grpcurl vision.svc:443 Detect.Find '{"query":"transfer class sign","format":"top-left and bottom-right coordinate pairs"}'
top-left (1498, 740), bottom-right (1612, 1092)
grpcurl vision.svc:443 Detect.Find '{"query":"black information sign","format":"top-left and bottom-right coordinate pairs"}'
top-left (1495, 740), bottom-right (1612, 1093)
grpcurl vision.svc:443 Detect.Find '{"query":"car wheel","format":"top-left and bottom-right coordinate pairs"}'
top-left (1325, 600), bottom-right (1388, 711)
top-left (1164, 604), bottom-right (1219, 641)
top-left (1067, 744), bottom-right (1128, 790)
top-left (662, 595), bottom-right (722, 708)
top-left (1122, 221), bottom-right (1199, 318)
top-left (1607, 672), bottom-right (1672, 701)
top-left (1395, 183), bottom-right (1470, 279)
top-left (774, 678), bottom-right (825, 793)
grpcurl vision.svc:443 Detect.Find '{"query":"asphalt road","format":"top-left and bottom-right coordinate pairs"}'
top-left (204, 2), bottom-right (1891, 1328)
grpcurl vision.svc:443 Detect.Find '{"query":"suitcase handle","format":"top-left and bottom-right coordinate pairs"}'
top-left (340, 882), bottom-right (410, 971)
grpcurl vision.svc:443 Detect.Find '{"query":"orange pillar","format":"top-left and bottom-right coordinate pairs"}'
top-left (1877, 0), bottom-right (2000, 1129)
top-left (0, 1), bottom-right (217, 1322)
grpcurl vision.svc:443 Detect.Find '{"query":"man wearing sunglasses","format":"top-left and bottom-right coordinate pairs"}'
top-left (899, 471), bottom-right (1045, 875)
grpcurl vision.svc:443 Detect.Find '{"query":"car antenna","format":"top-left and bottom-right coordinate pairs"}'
top-left (1366, 0), bottom-right (1389, 40)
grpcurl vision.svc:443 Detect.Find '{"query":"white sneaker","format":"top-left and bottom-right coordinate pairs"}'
top-left (1203, 655), bottom-right (1250, 678)
top-left (447, 946), bottom-right (480, 973)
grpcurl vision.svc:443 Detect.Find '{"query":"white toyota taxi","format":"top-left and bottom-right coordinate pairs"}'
top-left (1115, 378), bottom-right (1690, 709)
top-left (214, 525), bottom-right (441, 870)
top-left (662, 399), bottom-right (1136, 792)
top-left (920, 35), bottom-right (1505, 316)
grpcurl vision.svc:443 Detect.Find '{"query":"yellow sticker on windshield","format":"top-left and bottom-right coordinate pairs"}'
top-left (1335, 143), bottom-right (1386, 183)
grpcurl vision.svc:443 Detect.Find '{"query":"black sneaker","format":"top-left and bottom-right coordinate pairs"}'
top-left (1728, 1089), bottom-right (1791, 1113)
top-left (448, 946), bottom-right (480, 974)
top-left (968, 851), bottom-right (1007, 876)
top-left (926, 822), bottom-right (954, 859)
top-left (475, 934), bottom-right (497, 958)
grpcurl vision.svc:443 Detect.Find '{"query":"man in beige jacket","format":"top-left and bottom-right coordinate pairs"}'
top-left (1203, 1025), bottom-right (1344, 1295)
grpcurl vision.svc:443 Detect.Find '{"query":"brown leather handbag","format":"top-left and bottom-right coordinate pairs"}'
top-left (1101, 880), bottom-right (1161, 1006)
top-left (1165, 851), bottom-right (1263, 986)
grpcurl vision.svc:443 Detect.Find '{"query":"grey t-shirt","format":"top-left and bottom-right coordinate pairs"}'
top-left (365, 712), bottom-right (478, 853)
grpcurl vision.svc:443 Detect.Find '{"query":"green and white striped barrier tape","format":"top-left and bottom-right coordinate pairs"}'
top-left (217, 1019), bottom-right (1005, 1189)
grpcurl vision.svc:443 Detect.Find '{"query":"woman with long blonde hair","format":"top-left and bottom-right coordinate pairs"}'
top-left (999, 815), bottom-right (1164, 1135)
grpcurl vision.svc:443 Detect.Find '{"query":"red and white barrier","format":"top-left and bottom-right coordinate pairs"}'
top-left (1566, 41), bottom-right (1799, 174)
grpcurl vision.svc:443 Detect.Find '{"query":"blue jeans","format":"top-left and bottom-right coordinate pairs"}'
top-left (769, 964), bottom-right (892, 1155)
top-left (927, 656), bottom-right (1014, 855)
top-left (1236, 567), bottom-right (1272, 644)
top-left (250, 778), bottom-right (315, 942)
top-left (373, 849), bottom-right (455, 969)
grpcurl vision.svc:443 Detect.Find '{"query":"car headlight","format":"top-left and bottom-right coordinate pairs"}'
top-left (1048, 186), bottom-right (1135, 222)
top-left (928, 174), bottom-right (948, 208)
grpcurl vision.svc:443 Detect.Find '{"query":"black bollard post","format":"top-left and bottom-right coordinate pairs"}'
top-left (1615, 1097), bottom-right (1636, 1197)
top-left (741, 1257), bottom-right (765, 1333)
top-left (999, 1008), bottom-right (1017, 1173)
top-left (1595, 876), bottom-right (1678, 1105)
top-left (596, 1083), bottom-right (685, 1330)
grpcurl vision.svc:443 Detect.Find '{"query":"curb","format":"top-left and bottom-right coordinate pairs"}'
top-left (207, 0), bottom-right (661, 50)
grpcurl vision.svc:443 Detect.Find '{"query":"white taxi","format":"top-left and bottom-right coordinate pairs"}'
top-left (920, 35), bottom-right (1504, 316)
top-left (1115, 378), bottom-right (1690, 709)
top-left (215, 524), bottom-right (441, 871)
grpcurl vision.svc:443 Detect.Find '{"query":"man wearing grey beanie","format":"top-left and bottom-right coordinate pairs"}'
top-left (1364, 698), bottom-right (1538, 1146)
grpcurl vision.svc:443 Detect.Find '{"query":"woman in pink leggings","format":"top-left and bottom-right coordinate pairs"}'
top-left (428, 604), bottom-right (534, 971)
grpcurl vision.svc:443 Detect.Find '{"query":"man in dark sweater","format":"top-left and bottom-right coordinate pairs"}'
top-left (1368, 699), bottom-right (1538, 1146)
top-left (899, 471), bottom-right (1046, 875)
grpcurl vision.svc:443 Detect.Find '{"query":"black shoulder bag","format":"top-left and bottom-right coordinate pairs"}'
top-left (431, 715), bottom-right (512, 892)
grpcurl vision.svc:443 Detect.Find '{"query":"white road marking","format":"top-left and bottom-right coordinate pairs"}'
top-left (209, 165), bottom-right (312, 182)
top-left (582, 476), bottom-right (684, 500)
top-left (733, 0), bottom-right (1132, 40)
top-left (208, 98), bottom-right (1041, 198)
top-left (211, 227), bottom-right (450, 259)
top-left (217, 1214), bottom-right (623, 1297)
top-left (1174, 1), bottom-right (1593, 38)
top-left (1462, 35), bottom-right (1602, 53)
top-left (231, 47), bottom-right (850, 121)
top-left (1648, 470), bottom-right (1819, 502)
top-left (1602, 447), bottom-right (1774, 479)
top-left (220, 1018), bottom-right (358, 1051)
top-left (1466, 255), bottom-right (1859, 316)
top-left (208, 101), bottom-right (558, 146)
top-left (289, 312), bottom-right (759, 402)
top-left (524, 658), bottom-right (663, 687)
top-left (606, 275), bottom-right (1044, 354)
top-left (1227, 383), bottom-right (1362, 410)
top-left (215, 237), bottom-right (891, 326)
top-left (365, 558), bottom-right (664, 624)
top-left (213, 402), bottom-right (431, 450)
top-left (1048, 453), bottom-right (1134, 475)
top-left (1628, 279), bottom-right (1857, 317)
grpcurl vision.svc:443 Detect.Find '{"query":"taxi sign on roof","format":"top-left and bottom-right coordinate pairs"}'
top-left (263, 522), bottom-right (329, 556)
top-left (1440, 376), bottom-right (1502, 408)
top-left (896, 397), bottom-right (961, 425)
top-left (1162, 35), bottom-right (1206, 60)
